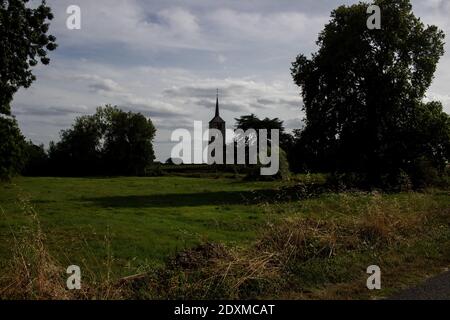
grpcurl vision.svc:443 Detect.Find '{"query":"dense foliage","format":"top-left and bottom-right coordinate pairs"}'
top-left (234, 114), bottom-right (293, 149)
top-left (234, 114), bottom-right (292, 180)
top-left (0, 0), bottom-right (57, 115)
top-left (0, 0), bottom-right (56, 179)
top-left (291, 0), bottom-right (449, 187)
top-left (47, 105), bottom-right (157, 176)
top-left (0, 116), bottom-right (25, 180)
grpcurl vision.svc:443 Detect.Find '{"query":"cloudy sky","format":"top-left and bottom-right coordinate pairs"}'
top-left (12, 0), bottom-right (450, 161)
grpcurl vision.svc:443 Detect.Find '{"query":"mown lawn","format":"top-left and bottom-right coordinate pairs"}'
top-left (0, 176), bottom-right (283, 276)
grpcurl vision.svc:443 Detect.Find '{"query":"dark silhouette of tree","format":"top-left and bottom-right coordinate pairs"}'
top-left (0, 0), bottom-right (56, 180)
top-left (99, 106), bottom-right (156, 175)
top-left (234, 114), bottom-right (292, 149)
top-left (49, 114), bottom-right (102, 176)
top-left (22, 140), bottom-right (49, 176)
top-left (0, 116), bottom-right (25, 180)
top-left (291, 0), bottom-right (449, 186)
top-left (0, 0), bottom-right (57, 115)
top-left (48, 106), bottom-right (156, 176)
top-left (234, 114), bottom-right (292, 180)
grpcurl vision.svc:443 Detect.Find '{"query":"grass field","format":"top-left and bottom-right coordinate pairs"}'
top-left (0, 177), bottom-right (285, 273)
top-left (0, 176), bottom-right (449, 299)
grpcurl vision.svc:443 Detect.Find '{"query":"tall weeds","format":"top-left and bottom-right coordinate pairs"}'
top-left (0, 194), bottom-right (128, 299)
top-left (0, 197), bottom-right (69, 299)
top-left (139, 192), bottom-right (445, 299)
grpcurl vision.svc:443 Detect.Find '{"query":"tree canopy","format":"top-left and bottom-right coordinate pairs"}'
top-left (0, 115), bottom-right (25, 180)
top-left (49, 106), bottom-right (157, 176)
top-left (234, 113), bottom-right (293, 149)
top-left (233, 114), bottom-right (293, 180)
top-left (291, 0), bottom-right (449, 186)
top-left (0, 0), bottom-right (56, 180)
top-left (0, 0), bottom-right (57, 115)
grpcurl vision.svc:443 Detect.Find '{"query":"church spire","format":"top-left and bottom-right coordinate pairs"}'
top-left (215, 88), bottom-right (219, 117)
top-left (209, 88), bottom-right (224, 124)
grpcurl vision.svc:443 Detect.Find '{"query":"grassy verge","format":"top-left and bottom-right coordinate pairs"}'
top-left (133, 190), bottom-right (449, 299)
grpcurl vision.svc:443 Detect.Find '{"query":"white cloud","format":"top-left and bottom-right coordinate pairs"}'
top-left (49, 1), bottom-right (216, 51)
top-left (208, 9), bottom-right (327, 44)
top-left (73, 74), bottom-right (126, 94)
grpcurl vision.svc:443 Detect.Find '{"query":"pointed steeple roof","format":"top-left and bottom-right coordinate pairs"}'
top-left (209, 88), bottom-right (225, 123)
top-left (215, 88), bottom-right (219, 117)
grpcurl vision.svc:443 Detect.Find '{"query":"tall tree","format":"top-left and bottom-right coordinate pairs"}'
top-left (0, 116), bottom-right (25, 180)
top-left (0, 0), bottom-right (57, 115)
top-left (234, 114), bottom-right (292, 150)
top-left (234, 114), bottom-right (292, 180)
top-left (49, 106), bottom-right (156, 176)
top-left (99, 106), bottom-right (156, 175)
top-left (0, 0), bottom-right (56, 180)
top-left (22, 140), bottom-right (48, 176)
top-left (234, 114), bottom-right (294, 176)
top-left (49, 114), bottom-right (103, 176)
top-left (291, 0), bottom-right (449, 185)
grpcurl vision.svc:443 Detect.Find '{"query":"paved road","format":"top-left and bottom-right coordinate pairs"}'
top-left (389, 271), bottom-right (450, 300)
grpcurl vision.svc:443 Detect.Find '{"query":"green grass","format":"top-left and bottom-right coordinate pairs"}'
top-left (0, 176), bottom-right (284, 276)
top-left (0, 176), bottom-right (449, 299)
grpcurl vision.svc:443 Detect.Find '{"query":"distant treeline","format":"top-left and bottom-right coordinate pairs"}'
top-left (20, 111), bottom-right (295, 179)
top-left (22, 105), bottom-right (156, 177)
top-left (18, 103), bottom-right (450, 190)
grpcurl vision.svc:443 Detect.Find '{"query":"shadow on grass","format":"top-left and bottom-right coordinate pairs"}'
top-left (80, 184), bottom-right (328, 208)
top-left (80, 190), bottom-right (276, 208)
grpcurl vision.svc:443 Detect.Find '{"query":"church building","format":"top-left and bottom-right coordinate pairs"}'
top-left (208, 89), bottom-right (226, 164)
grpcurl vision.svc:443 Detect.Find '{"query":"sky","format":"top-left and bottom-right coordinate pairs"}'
top-left (12, 0), bottom-right (450, 162)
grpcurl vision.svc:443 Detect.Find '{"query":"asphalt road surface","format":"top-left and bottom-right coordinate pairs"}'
top-left (389, 271), bottom-right (450, 300)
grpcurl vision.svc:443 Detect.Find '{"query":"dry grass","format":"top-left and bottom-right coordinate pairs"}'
top-left (142, 242), bottom-right (284, 299)
top-left (0, 197), bottom-right (70, 299)
top-left (257, 194), bottom-right (428, 264)
top-left (0, 194), bottom-right (130, 300)
top-left (140, 192), bottom-right (446, 299)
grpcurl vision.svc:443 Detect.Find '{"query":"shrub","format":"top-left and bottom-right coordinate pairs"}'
top-left (380, 170), bottom-right (413, 192)
top-left (408, 158), bottom-right (441, 188)
top-left (144, 164), bottom-right (163, 177)
top-left (245, 147), bottom-right (291, 181)
top-left (22, 141), bottom-right (49, 176)
top-left (326, 172), bottom-right (367, 191)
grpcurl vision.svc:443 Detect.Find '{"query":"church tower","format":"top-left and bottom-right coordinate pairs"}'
top-left (208, 89), bottom-right (226, 163)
